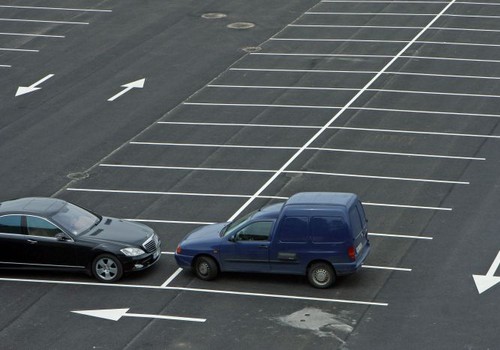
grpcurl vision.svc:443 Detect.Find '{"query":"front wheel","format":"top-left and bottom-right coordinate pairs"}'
top-left (308, 262), bottom-right (335, 289)
top-left (92, 254), bottom-right (123, 283)
top-left (194, 256), bottom-right (218, 281)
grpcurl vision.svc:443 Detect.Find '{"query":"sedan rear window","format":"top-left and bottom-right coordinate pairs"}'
top-left (51, 203), bottom-right (100, 235)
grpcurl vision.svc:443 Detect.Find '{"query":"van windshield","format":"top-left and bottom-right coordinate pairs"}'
top-left (220, 210), bottom-right (257, 237)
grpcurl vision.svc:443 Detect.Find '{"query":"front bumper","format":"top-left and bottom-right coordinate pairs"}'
top-left (121, 245), bottom-right (162, 273)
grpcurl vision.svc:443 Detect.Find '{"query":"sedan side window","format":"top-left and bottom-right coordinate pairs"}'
top-left (235, 221), bottom-right (273, 241)
top-left (26, 216), bottom-right (62, 238)
top-left (0, 215), bottom-right (23, 235)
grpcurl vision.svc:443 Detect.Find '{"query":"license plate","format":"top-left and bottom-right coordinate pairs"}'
top-left (356, 242), bottom-right (363, 254)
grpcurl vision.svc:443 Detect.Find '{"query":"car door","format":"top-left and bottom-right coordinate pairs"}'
top-left (218, 221), bottom-right (274, 272)
top-left (0, 215), bottom-right (30, 265)
top-left (24, 216), bottom-right (80, 269)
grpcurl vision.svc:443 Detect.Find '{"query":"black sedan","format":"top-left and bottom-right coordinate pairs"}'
top-left (0, 197), bottom-right (161, 282)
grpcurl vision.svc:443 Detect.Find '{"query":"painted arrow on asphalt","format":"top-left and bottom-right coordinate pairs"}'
top-left (473, 250), bottom-right (500, 294)
top-left (108, 78), bottom-right (145, 102)
top-left (15, 74), bottom-right (54, 97)
top-left (72, 308), bottom-right (206, 323)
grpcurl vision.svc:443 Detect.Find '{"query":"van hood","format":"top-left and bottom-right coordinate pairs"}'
top-left (182, 223), bottom-right (227, 243)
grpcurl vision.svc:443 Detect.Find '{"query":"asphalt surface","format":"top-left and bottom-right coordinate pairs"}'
top-left (1, 0), bottom-right (500, 349)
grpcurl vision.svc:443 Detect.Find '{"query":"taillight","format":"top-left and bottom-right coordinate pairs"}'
top-left (347, 246), bottom-right (356, 261)
top-left (176, 245), bottom-right (182, 254)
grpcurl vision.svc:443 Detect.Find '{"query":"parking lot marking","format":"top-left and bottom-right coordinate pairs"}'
top-left (271, 38), bottom-right (500, 49)
top-left (0, 18), bottom-right (89, 25)
top-left (0, 277), bottom-right (388, 306)
top-left (306, 12), bottom-right (500, 19)
top-left (0, 32), bottom-right (65, 38)
top-left (161, 268), bottom-right (183, 287)
top-left (363, 202), bottom-right (451, 211)
top-left (362, 265), bottom-right (412, 272)
top-left (185, 103), bottom-right (500, 120)
top-left (94, 166), bottom-right (468, 184)
top-left (290, 24), bottom-right (500, 34)
top-left (72, 308), bottom-right (205, 323)
top-left (369, 232), bottom-right (433, 240)
top-left (230, 68), bottom-right (500, 82)
top-left (129, 142), bottom-right (483, 161)
top-left (0, 47), bottom-right (38, 52)
top-left (0, 64), bottom-right (10, 68)
top-left (126, 218), bottom-right (215, 225)
top-left (209, 84), bottom-right (500, 100)
top-left (0, 5), bottom-right (112, 12)
top-left (321, 0), bottom-right (500, 4)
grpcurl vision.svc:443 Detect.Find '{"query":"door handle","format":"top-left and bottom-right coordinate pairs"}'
top-left (27, 239), bottom-right (38, 244)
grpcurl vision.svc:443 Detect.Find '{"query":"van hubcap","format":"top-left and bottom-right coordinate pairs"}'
top-left (314, 269), bottom-right (329, 284)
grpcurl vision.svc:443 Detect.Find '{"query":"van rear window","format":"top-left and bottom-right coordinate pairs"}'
top-left (349, 206), bottom-right (363, 237)
top-left (310, 217), bottom-right (347, 243)
top-left (278, 217), bottom-right (308, 242)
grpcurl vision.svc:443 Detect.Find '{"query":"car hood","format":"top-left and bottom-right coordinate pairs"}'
top-left (182, 222), bottom-right (226, 243)
top-left (80, 217), bottom-right (153, 246)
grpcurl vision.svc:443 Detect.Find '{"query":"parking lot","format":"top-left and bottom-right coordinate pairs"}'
top-left (1, 0), bottom-right (500, 349)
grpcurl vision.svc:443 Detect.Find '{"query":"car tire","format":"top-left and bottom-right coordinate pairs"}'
top-left (92, 254), bottom-right (123, 283)
top-left (308, 262), bottom-right (335, 289)
top-left (194, 256), bottom-right (218, 281)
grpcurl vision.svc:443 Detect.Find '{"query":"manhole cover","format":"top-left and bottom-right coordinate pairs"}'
top-left (67, 172), bottom-right (89, 180)
top-left (242, 46), bottom-right (261, 53)
top-left (201, 13), bottom-right (227, 19)
top-left (227, 22), bottom-right (255, 30)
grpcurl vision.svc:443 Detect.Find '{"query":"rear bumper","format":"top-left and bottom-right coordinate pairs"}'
top-left (334, 242), bottom-right (371, 276)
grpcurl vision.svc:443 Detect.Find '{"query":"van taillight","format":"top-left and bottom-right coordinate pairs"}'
top-left (348, 246), bottom-right (356, 261)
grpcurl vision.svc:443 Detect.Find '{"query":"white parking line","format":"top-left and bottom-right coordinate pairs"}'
top-left (0, 47), bottom-right (38, 52)
top-left (362, 265), bottom-right (412, 272)
top-left (92, 165), bottom-right (468, 184)
top-left (250, 53), bottom-right (500, 64)
top-left (289, 24), bottom-right (500, 34)
top-left (184, 102), bottom-right (500, 120)
top-left (271, 37), bottom-right (500, 49)
top-left (69, 186), bottom-right (453, 211)
top-left (230, 68), bottom-right (500, 82)
top-left (306, 12), bottom-right (500, 19)
top-left (161, 268), bottom-right (183, 287)
top-left (0, 64), bottom-right (11, 68)
top-left (321, 0), bottom-right (500, 4)
top-left (126, 218), bottom-right (215, 225)
top-left (369, 232), bottom-right (433, 240)
top-left (129, 141), bottom-right (484, 160)
top-left (0, 18), bottom-right (89, 25)
top-left (0, 32), bottom-right (65, 38)
top-left (0, 277), bottom-right (388, 306)
top-left (208, 84), bottom-right (500, 100)
top-left (0, 5), bottom-right (112, 12)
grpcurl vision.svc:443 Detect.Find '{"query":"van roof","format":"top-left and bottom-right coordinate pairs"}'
top-left (285, 192), bottom-right (357, 207)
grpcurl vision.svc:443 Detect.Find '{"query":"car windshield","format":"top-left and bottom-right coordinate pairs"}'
top-left (220, 209), bottom-right (258, 237)
top-left (51, 203), bottom-right (101, 235)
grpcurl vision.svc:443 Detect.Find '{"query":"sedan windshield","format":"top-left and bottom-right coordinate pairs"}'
top-left (221, 209), bottom-right (257, 237)
top-left (51, 203), bottom-right (101, 235)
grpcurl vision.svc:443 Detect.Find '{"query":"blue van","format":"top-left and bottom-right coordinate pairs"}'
top-left (175, 192), bottom-right (370, 288)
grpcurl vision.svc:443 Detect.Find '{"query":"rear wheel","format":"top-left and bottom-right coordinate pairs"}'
top-left (194, 256), bottom-right (218, 281)
top-left (308, 262), bottom-right (335, 288)
top-left (92, 254), bottom-right (123, 283)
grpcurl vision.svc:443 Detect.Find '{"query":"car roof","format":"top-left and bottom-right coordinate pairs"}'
top-left (285, 192), bottom-right (357, 207)
top-left (0, 197), bottom-right (67, 217)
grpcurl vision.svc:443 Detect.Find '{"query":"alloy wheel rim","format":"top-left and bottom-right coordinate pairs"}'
top-left (96, 258), bottom-right (118, 280)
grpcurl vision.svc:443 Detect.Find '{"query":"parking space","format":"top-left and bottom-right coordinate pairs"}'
top-left (2, 0), bottom-right (500, 348)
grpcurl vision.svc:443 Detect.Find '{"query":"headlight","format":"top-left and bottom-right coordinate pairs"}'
top-left (121, 247), bottom-right (145, 256)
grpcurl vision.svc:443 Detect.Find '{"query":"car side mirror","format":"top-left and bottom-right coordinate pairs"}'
top-left (227, 234), bottom-right (236, 243)
top-left (55, 232), bottom-right (69, 241)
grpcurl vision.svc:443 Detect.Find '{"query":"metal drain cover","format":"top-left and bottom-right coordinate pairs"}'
top-left (242, 46), bottom-right (262, 53)
top-left (201, 13), bottom-right (227, 19)
top-left (227, 22), bottom-right (255, 30)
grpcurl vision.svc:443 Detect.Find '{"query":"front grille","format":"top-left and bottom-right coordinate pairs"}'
top-left (143, 234), bottom-right (159, 253)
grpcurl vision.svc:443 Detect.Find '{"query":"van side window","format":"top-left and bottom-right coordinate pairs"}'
top-left (311, 217), bottom-right (346, 243)
top-left (349, 207), bottom-right (363, 236)
top-left (235, 221), bottom-right (273, 241)
top-left (278, 217), bottom-right (308, 242)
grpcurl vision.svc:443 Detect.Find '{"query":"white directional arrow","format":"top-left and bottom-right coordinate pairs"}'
top-left (108, 78), bottom-right (145, 102)
top-left (473, 250), bottom-right (500, 294)
top-left (15, 74), bottom-right (54, 97)
top-left (72, 308), bottom-right (206, 323)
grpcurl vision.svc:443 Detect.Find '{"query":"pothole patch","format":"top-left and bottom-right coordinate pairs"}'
top-left (227, 22), bottom-right (255, 30)
top-left (242, 46), bottom-right (261, 53)
top-left (67, 171), bottom-right (89, 180)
